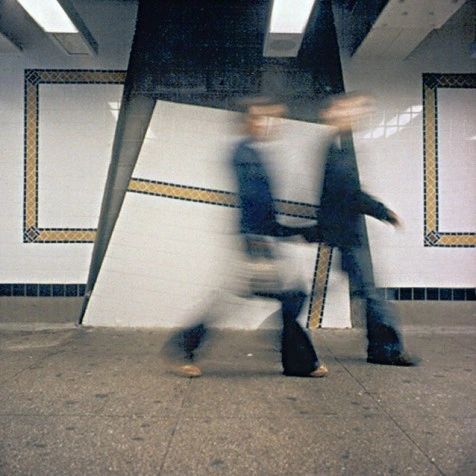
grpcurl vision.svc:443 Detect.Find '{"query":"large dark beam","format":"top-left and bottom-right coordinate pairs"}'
top-left (330, 0), bottom-right (377, 326)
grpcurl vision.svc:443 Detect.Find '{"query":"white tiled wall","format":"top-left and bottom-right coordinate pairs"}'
top-left (38, 83), bottom-right (123, 228)
top-left (84, 101), bottom-right (350, 328)
top-left (0, 0), bottom-right (136, 283)
top-left (2, 0), bottom-right (473, 331)
top-left (134, 101), bottom-right (239, 191)
top-left (134, 101), bottom-right (332, 201)
top-left (0, 0), bottom-right (349, 328)
top-left (339, 6), bottom-right (476, 287)
top-left (85, 193), bottom-right (280, 328)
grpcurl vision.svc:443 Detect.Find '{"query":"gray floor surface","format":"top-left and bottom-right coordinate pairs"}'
top-left (0, 311), bottom-right (475, 475)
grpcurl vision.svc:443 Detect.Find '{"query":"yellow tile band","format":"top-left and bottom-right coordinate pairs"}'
top-left (308, 244), bottom-right (332, 329)
top-left (37, 230), bottom-right (97, 242)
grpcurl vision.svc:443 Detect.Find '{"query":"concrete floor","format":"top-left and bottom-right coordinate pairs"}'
top-left (0, 313), bottom-right (475, 475)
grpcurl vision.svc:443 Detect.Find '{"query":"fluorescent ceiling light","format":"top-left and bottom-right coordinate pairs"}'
top-left (17, 0), bottom-right (78, 33)
top-left (269, 0), bottom-right (316, 34)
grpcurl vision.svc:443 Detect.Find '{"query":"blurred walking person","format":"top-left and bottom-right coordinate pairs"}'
top-left (162, 98), bottom-right (328, 378)
top-left (304, 93), bottom-right (418, 366)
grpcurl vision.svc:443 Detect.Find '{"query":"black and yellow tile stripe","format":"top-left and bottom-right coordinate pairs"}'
top-left (423, 73), bottom-right (476, 247)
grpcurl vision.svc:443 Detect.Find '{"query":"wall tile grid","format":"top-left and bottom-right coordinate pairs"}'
top-left (14, 69), bottom-right (475, 329)
top-left (21, 69), bottom-right (335, 328)
top-left (84, 193), bottom-right (303, 328)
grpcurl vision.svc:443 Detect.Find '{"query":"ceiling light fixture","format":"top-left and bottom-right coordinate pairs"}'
top-left (16, 0), bottom-right (97, 55)
top-left (269, 0), bottom-right (316, 34)
top-left (264, 0), bottom-right (317, 57)
top-left (16, 0), bottom-right (78, 33)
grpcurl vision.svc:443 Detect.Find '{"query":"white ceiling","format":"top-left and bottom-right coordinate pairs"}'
top-left (354, 0), bottom-right (467, 60)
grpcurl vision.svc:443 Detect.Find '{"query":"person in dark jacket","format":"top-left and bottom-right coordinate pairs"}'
top-left (305, 93), bottom-right (417, 366)
top-left (163, 98), bottom-right (328, 378)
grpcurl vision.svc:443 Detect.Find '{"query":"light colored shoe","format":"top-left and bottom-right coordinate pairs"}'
top-left (177, 364), bottom-right (202, 378)
top-left (309, 364), bottom-right (328, 378)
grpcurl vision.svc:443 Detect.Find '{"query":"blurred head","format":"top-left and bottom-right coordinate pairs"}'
top-left (240, 97), bottom-right (286, 141)
top-left (318, 92), bottom-right (375, 132)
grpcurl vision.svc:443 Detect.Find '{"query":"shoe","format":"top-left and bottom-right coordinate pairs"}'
top-left (367, 352), bottom-right (419, 367)
top-left (176, 364), bottom-right (202, 378)
top-left (309, 364), bottom-right (328, 378)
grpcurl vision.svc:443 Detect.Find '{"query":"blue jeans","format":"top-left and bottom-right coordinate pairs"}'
top-left (341, 247), bottom-right (403, 358)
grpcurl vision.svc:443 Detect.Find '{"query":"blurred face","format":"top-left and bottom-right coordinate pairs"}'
top-left (245, 104), bottom-right (286, 141)
top-left (321, 95), bottom-right (375, 132)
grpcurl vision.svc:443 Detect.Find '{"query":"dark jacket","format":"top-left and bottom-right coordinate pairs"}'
top-left (231, 138), bottom-right (302, 239)
top-left (317, 141), bottom-right (391, 248)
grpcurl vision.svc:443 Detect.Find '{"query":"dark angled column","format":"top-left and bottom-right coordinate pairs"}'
top-left (306, 0), bottom-right (377, 326)
top-left (79, 1), bottom-right (156, 323)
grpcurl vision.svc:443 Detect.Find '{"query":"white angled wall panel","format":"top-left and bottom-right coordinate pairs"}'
top-left (84, 101), bottom-right (345, 329)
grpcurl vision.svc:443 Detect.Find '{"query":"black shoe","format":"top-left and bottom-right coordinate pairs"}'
top-left (367, 352), bottom-right (420, 366)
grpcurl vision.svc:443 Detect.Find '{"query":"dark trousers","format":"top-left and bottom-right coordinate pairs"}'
top-left (275, 290), bottom-right (319, 376)
top-left (341, 247), bottom-right (403, 358)
top-left (162, 289), bottom-right (319, 376)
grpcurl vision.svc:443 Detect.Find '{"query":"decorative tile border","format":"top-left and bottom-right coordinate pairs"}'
top-left (22, 69), bottom-right (331, 328)
top-left (3, 283), bottom-right (473, 302)
top-left (307, 245), bottom-right (333, 328)
top-left (0, 283), bottom-right (86, 297)
top-left (128, 178), bottom-right (318, 219)
top-left (24, 69), bottom-right (127, 243)
top-left (422, 73), bottom-right (476, 247)
top-left (376, 287), bottom-right (476, 301)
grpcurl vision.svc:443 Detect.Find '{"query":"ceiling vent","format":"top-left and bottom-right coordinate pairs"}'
top-left (353, 0), bottom-right (466, 60)
top-left (264, 34), bottom-right (302, 57)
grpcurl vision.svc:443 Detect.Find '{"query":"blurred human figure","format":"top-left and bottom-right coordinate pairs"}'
top-left (162, 98), bottom-right (327, 378)
top-left (304, 93), bottom-right (417, 366)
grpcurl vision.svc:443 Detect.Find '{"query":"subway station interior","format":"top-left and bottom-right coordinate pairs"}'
top-left (0, 0), bottom-right (475, 474)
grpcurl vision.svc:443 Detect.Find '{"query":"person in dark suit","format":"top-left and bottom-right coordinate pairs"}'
top-left (163, 98), bottom-right (328, 378)
top-left (305, 93), bottom-right (417, 366)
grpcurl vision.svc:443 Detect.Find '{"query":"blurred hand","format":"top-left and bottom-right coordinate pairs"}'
top-left (386, 210), bottom-right (402, 228)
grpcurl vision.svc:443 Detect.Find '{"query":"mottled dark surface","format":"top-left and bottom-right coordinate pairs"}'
top-left (1, 312), bottom-right (475, 475)
top-left (124, 0), bottom-right (344, 122)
